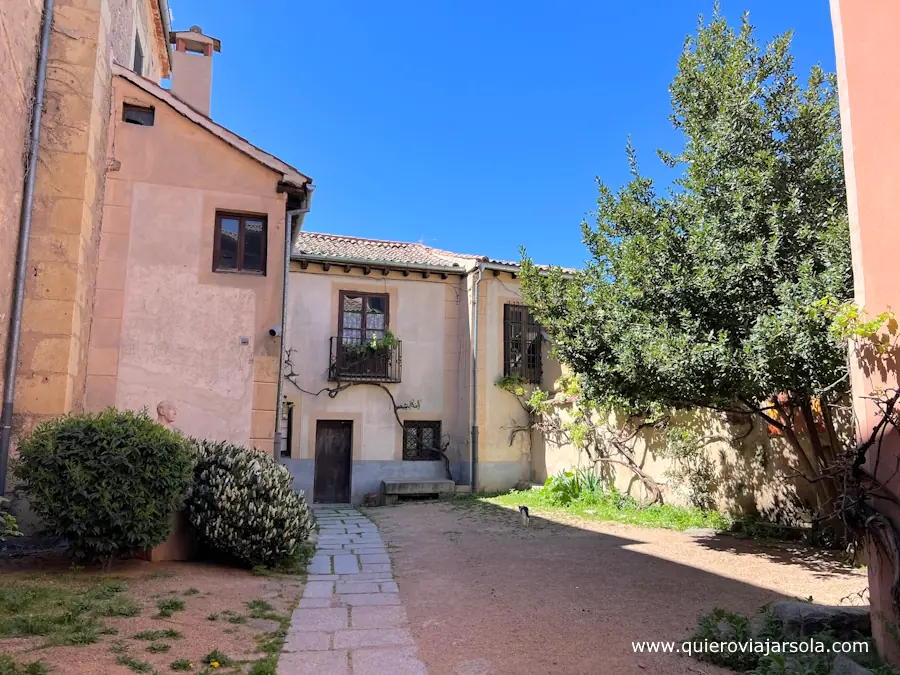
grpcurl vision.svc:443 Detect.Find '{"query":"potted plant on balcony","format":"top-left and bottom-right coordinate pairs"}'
top-left (366, 330), bottom-right (399, 356)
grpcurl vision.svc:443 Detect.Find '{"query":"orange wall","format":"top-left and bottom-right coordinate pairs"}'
top-left (84, 77), bottom-right (288, 452)
top-left (832, 0), bottom-right (900, 660)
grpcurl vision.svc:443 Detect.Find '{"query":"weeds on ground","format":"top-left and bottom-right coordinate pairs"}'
top-left (115, 654), bottom-right (156, 673)
top-left (146, 642), bottom-right (170, 653)
top-left (134, 629), bottom-right (182, 641)
top-left (0, 578), bottom-right (140, 646)
top-left (182, 588), bottom-right (200, 596)
top-left (220, 610), bottom-right (246, 624)
top-left (0, 654), bottom-right (49, 675)
top-left (170, 659), bottom-right (193, 672)
top-left (690, 606), bottom-right (897, 674)
top-left (153, 598), bottom-right (185, 619)
top-left (109, 639), bottom-right (129, 654)
top-left (483, 470), bottom-right (730, 531)
top-left (246, 657), bottom-right (277, 675)
top-left (251, 543), bottom-right (315, 577)
top-left (202, 649), bottom-right (233, 668)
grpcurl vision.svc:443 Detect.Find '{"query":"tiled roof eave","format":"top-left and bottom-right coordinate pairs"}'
top-left (292, 251), bottom-right (476, 274)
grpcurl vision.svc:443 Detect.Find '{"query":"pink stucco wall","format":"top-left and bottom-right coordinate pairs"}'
top-left (84, 75), bottom-right (289, 451)
top-left (832, 0), bottom-right (900, 660)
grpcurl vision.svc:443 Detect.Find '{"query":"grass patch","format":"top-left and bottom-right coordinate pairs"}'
top-left (182, 588), bottom-right (200, 596)
top-left (170, 659), bottom-right (193, 672)
top-left (153, 598), bottom-right (185, 619)
top-left (247, 657), bottom-right (277, 675)
top-left (205, 613), bottom-right (219, 621)
top-left (251, 542), bottom-right (315, 577)
top-left (255, 629), bottom-right (288, 657)
top-left (483, 486), bottom-right (730, 531)
top-left (202, 649), bottom-right (233, 668)
top-left (134, 629), bottom-right (181, 641)
top-left (148, 570), bottom-right (175, 580)
top-left (0, 654), bottom-right (49, 675)
top-left (146, 642), bottom-right (170, 653)
top-left (220, 610), bottom-right (246, 624)
top-left (0, 577), bottom-right (141, 647)
top-left (116, 654), bottom-right (156, 673)
top-left (96, 594), bottom-right (141, 617)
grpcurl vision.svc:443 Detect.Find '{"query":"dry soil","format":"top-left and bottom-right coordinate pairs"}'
top-left (368, 500), bottom-right (868, 675)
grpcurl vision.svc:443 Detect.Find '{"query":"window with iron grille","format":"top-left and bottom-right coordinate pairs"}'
top-left (503, 303), bottom-right (542, 384)
top-left (403, 421), bottom-right (442, 461)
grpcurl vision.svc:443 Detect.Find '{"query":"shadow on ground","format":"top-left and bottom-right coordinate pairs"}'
top-left (366, 499), bottom-right (867, 675)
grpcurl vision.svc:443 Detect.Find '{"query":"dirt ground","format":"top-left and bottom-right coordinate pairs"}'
top-left (368, 500), bottom-right (869, 675)
top-left (0, 555), bottom-right (302, 674)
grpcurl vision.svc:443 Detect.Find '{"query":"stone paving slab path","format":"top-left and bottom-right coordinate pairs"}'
top-left (279, 505), bottom-right (428, 675)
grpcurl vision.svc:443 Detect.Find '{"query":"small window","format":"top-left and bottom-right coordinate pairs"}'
top-left (123, 104), bottom-right (154, 126)
top-left (503, 303), bottom-right (542, 384)
top-left (133, 34), bottom-right (144, 75)
top-left (213, 212), bottom-right (268, 274)
top-left (403, 421), bottom-right (442, 461)
top-left (281, 401), bottom-right (294, 458)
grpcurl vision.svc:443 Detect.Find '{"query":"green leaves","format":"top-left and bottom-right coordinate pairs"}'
top-left (0, 497), bottom-right (21, 542)
top-left (520, 4), bottom-right (851, 415)
top-left (11, 409), bottom-right (193, 561)
top-left (186, 440), bottom-right (312, 568)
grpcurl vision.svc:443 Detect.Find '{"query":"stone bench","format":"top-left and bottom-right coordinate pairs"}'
top-left (382, 479), bottom-right (456, 504)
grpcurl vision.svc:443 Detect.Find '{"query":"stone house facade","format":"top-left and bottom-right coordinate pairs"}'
top-left (280, 232), bottom-right (562, 503)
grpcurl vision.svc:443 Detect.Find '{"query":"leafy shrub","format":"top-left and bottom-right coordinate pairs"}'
top-left (542, 469), bottom-right (603, 505)
top-left (12, 409), bottom-right (193, 561)
top-left (0, 497), bottom-right (21, 542)
top-left (690, 606), bottom-right (891, 674)
top-left (186, 441), bottom-right (311, 567)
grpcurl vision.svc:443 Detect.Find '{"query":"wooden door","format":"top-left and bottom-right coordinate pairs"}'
top-left (313, 420), bottom-right (353, 504)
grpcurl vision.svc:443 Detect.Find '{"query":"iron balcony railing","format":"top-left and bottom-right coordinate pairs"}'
top-left (328, 336), bottom-right (402, 383)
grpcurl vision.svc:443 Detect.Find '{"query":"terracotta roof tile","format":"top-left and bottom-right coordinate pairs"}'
top-left (294, 232), bottom-right (483, 268)
top-left (293, 231), bottom-right (574, 273)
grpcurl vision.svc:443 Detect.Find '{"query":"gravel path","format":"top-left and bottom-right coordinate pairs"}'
top-left (368, 500), bottom-right (868, 675)
top-left (279, 505), bottom-right (427, 675)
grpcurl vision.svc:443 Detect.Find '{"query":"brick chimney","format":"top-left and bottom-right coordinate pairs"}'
top-left (168, 26), bottom-right (221, 116)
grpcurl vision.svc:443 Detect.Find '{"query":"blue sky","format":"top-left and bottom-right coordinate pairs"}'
top-left (170, 1), bottom-right (836, 268)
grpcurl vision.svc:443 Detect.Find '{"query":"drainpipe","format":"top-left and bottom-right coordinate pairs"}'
top-left (273, 186), bottom-right (313, 458)
top-left (470, 262), bottom-right (484, 493)
top-left (0, 0), bottom-right (55, 497)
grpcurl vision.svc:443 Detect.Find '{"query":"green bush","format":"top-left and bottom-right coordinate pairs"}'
top-left (0, 497), bottom-right (21, 542)
top-left (12, 409), bottom-right (193, 561)
top-left (186, 441), bottom-right (311, 567)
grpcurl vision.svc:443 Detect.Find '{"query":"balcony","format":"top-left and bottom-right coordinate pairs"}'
top-left (328, 336), bottom-right (402, 383)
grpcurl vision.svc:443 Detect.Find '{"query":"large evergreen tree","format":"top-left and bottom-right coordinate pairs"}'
top-left (520, 6), bottom-right (851, 504)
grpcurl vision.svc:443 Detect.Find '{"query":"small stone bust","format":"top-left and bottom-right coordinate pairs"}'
top-left (156, 400), bottom-right (177, 429)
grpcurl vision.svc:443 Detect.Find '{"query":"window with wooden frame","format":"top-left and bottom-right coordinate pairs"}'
top-left (403, 421), bottom-right (442, 461)
top-left (503, 303), bottom-right (542, 384)
top-left (213, 212), bottom-right (267, 274)
top-left (338, 291), bottom-right (389, 344)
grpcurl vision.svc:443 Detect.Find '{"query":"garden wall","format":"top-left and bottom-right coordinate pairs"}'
top-left (532, 400), bottom-right (834, 524)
